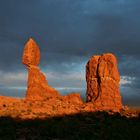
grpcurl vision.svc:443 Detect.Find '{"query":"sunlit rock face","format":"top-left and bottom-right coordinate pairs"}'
top-left (22, 38), bottom-right (40, 67)
top-left (86, 53), bottom-right (122, 111)
top-left (22, 38), bottom-right (59, 100)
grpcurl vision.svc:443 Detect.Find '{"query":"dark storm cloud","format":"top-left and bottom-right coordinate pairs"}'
top-left (0, 0), bottom-right (140, 103)
top-left (0, 0), bottom-right (140, 67)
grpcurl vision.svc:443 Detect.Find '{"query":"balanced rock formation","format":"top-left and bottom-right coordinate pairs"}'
top-left (22, 38), bottom-right (59, 100)
top-left (86, 53), bottom-right (122, 111)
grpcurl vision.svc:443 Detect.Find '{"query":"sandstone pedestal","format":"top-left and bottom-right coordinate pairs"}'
top-left (22, 38), bottom-right (59, 100)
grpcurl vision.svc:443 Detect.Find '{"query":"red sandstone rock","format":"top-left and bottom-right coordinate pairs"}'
top-left (98, 53), bottom-right (120, 81)
top-left (0, 38), bottom-right (131, 119)
top-left (22, 38), bottom-right (40, 67)
top-left (86, 53), bottom-right (122, 111)
top-left (63, 93), bottom-right (83, 105)
top-left (22, 38), bottom-right (59, 100)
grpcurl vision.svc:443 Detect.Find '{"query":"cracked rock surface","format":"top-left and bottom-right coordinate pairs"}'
top-left (86, 53), bottom-right (122, 111)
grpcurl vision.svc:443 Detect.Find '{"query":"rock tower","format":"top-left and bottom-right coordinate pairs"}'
top-left (22, 38), bottom-right (59, 100)
top-left (86, 53), bottom-right (122, 111)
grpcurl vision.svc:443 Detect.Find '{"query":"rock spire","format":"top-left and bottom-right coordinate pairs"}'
top-left (86, 53), bottom-right (122, 111)
top-left (22, 38), bottom-right (59, 100)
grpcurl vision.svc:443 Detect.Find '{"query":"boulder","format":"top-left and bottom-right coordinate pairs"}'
top-left (22, 38), bottom-right (40, 67)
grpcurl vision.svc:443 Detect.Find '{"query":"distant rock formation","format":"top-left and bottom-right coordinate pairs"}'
top-left (22, 38), bottom-right (59, 100)
top-left (86, 53), bottom-right (122, 111)
top-left (22, 38), bottom-right (122, 111)
top-left (0, 39), bottom-right (129, 120)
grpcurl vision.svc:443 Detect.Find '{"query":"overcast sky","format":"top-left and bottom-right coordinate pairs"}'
top-left (0, 0), bottom-right (140, 106)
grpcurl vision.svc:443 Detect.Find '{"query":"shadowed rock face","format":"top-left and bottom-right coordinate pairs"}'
top-left (86, 53), bottom-right (122, 111)
top-left (22, 38), bottom-right (59, 100)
